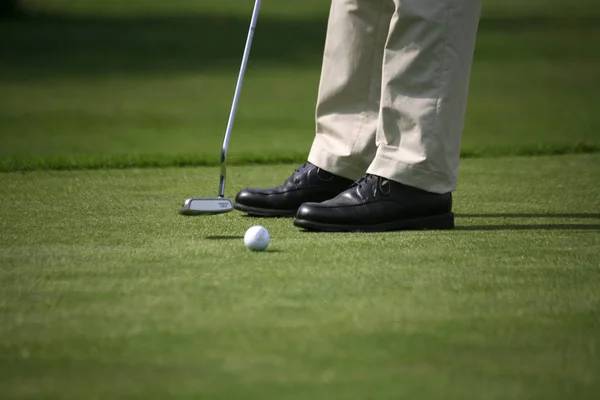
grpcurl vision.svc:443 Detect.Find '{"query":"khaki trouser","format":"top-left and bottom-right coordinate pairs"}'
top-left (308, 0), bottom-right (482, 194)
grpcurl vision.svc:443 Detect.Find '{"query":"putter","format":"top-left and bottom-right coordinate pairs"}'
top-left (179, 0), bottom-right (262, 216)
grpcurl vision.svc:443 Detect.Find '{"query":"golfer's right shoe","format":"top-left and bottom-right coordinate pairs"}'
top-left (233, 162), bottom-right (354, 217)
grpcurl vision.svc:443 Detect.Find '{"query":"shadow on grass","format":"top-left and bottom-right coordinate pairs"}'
top-left (1, 12), bottom-right (599, 80)
top-left (241, 215), bottom-right (295, 220)
top-left (456, 213), bottom-right (600, 231)
top-left (204, 235), bottom-right (283, 252)
top-left (455, 224), bottom-right (600, 231)
top-left (294, 213), bottom-right (600, 233)
top-left (205, 235), bottom-right (244, 240)
top-left (296, 225), bottom-right (600, 233)
top-left (457, 213), bottom-right (600, 219)
top-left (0, 12), bottom-right (329, 80)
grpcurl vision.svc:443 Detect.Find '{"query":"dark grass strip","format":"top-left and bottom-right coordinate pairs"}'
top-left (1, 143), bottom-right (598, 173)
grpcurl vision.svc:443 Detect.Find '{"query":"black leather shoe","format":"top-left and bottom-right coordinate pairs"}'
top-left (293, 174), bottom-right (454, 231)
top-left (233, 162), bottom-right (354, 217)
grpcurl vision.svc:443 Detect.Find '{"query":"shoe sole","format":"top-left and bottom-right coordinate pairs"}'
top-left (293, 212), bottom-right (455, 232)
top-left (233, 203), bottom-right (297, 218)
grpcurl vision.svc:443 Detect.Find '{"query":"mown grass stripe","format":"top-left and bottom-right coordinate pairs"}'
top-left (1, 143), bottom-right (598, 173)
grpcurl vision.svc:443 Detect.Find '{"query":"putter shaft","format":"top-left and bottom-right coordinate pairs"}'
top-left (218, 0), bottom-right (262, 198)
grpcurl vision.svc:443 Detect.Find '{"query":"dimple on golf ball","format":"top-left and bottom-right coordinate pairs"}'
top-left (244, 225), bottom-right (270, 251)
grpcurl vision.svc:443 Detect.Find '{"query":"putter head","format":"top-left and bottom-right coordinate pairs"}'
top-left (179, 198), bottom-right (234, 216)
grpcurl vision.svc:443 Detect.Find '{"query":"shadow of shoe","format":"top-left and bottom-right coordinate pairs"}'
top-left (455, 224), bottom-right (600, 231)
top-left (456, 212), bottom-right (600, 231)
top-left (457, 213), bottom-right (600, 219)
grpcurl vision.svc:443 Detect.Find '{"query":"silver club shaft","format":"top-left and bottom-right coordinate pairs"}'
top-left (219, 0), bottom-right (262, 198)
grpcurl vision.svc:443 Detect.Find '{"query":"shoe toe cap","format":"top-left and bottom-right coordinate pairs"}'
top-left (235, 188), bottom-right (253, 202)
top-left (235, 188), bottom-right (264, 206)
top-left (236, 187), bottom-right (286, 209)
top-left (296, 202), bottom-right (325, 220)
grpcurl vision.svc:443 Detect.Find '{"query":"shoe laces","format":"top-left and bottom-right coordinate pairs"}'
top-left (353, 174), bottom-right (375, 190)
top-left (353, 174), bottom-right (391, 196)
top-left (294, 162), bottom-right (311, 175)
top-left (287, 162), bottom-right (312, 185)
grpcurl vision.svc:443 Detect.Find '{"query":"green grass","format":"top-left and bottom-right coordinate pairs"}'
top-left (1, 1), bottom-right (600, 397)
top-left (1, 1), bottom-right (600, 171)
top-left (1, 154), bottom-right (599, 399)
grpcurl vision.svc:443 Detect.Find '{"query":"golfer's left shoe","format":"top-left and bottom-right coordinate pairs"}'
top-left (293, 174), bottom-right (455, 232)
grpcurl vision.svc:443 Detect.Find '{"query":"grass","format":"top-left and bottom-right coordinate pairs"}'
top-left (1, 0), bottom-right (600, 398)
top-left (1, 154), bottom-right (600, 399)
top-left (1, 1), bottom-right (600, 170)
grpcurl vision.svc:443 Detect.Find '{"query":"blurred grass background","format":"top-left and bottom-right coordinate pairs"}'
top-left (1, 0), bottom-right (600, 171)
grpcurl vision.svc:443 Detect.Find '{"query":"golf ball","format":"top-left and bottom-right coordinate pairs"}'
top-left (244, 225), bottom-right (270, 251)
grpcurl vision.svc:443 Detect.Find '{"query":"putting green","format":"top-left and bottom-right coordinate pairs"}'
top-left (1, 1), bottom-right (600, 398)
top-left (1, 154), bottom-right (599, 399)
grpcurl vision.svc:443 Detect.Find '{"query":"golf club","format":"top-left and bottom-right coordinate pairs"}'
top-left (179, 0), bottom-right (261, 216)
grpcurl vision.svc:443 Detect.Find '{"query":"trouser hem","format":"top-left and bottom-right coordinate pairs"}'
top-left (308, 139), bottom-right (368, 181)
top-left (366, 154), bottom-right (456, 194)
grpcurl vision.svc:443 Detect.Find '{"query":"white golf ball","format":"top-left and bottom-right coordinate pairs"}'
top-left (244, 225), bottom-right (270, 251)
